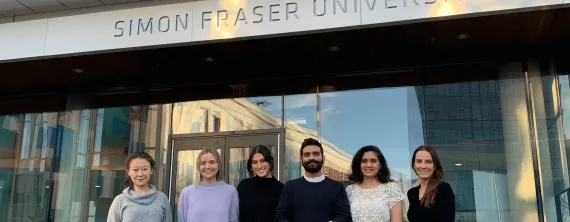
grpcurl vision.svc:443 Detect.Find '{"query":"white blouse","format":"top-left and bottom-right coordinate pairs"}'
top-left (346, 182), bottom-right (405, 222)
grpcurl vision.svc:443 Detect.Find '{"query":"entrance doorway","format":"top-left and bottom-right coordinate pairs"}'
top-left (169, 128), bottom-right (284, 210)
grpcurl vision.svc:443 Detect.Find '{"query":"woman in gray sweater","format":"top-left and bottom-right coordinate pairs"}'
top-left (107, 151), bottom-right (172, 222)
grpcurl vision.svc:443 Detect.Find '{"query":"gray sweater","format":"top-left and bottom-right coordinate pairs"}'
top-left (107, 185), bottom-right (173, 222)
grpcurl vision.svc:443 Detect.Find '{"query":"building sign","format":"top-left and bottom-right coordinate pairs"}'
top-left (43, 3), bottom-right (194, 56)
top-left (360, 0), bottom-right (559, 25)
top-left (0, 0), bottom-right (564, 61)
top-left (113, 14), bottom-right (190, 37)
top-left (191, 0), bottom-right (360, 41)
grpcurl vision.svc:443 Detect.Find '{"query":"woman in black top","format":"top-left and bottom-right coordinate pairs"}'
top-left (236, 145), bottom-right (284, 222)
top-left (407, 145), bottom-right (455, 222)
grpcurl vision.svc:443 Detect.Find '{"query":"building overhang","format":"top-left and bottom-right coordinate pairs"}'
top-left (0, 0), bottom-right (566, 63)
top-left (0, 2), bottom-right (570, 115)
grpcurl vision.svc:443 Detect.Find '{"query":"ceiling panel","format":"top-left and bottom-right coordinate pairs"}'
top-left (0, 0), bottom-right (34, 16)
top-left (59, 0), bottom-right (103, 9)
top-left (18, 0), bottom-right (68, 13)
top-left (100, 0), bottom-right (140, 5)
top-left (0, 17), bottom-right (12, 23)
top-left (0, 0), bottom-right (149, 16)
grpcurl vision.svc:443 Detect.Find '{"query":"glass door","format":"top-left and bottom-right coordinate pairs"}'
top-left (169, 128), bottom-right (284, 216)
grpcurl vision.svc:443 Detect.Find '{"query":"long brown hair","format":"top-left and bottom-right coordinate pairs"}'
top-left (125, 151), bottom-right (155, 189)
top-left (412, 145), bottom-right (444, 207)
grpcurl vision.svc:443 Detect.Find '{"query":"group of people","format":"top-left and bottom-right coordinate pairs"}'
top-left (107, 138), bottom-right (455, 222)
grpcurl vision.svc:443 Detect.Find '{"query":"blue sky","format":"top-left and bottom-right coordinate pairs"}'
top-left (249, 87), bottom-right (425, 178)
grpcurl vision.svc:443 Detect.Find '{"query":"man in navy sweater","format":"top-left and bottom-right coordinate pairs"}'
top-left (274, 138), bottom-right (352, 222)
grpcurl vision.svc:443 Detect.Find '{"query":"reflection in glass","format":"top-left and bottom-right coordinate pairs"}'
top-left (419, 62), bottom-right (538, 222)
top-left (0, 113), bottom-right (57, 222)
top-left (284, 94), bottom-right (317, 181)
top-left (48, 106), bottom-right (145, 222)
top-left (532, 62), bottom-right (570, 222)
top-left (172, 96), bottom-right (282, 134)
top-left (87, 107), bottom-right (140, 222)
top-left (319, 88), bottom-right (421, 184)
top-left (1, 60), bottom-right (570, 222)
top-left (557, 188), bottom-right (570, 221)
top-left (559, 75), bottom-right (570, 222)
top-left (53, 110), bottom-right (93, 222)
top-left (143, 104), bottom-right (173, 193)
top-left (228, 148), bottom-right (251, 187)
top-left (319, 87), bottom-right (422, 218)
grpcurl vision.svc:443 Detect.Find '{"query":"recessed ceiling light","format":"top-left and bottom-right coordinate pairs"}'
top-left (204, 57), bottom-right (214, 62)
top-left (455, 163), bottom-right (462, 166)
top-left (72, 68), bottom-right (84, 73)
top-left (328, 46), bottom-right (340, 52)
top-left (456, 34), bottom-right (470, 40)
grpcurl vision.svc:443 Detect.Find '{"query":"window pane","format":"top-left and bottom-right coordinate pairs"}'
top-left (0, 113), bottom-right (57, 222)
top-left (559, 74), bottom-right (570, 222)
top-left (87, 107), bottom-right (142, 222)
top-left (284, 93), bottom-right (317, 181)
top-left (318, 70), bottom-right (423, 218)
top-left (532, 59), bottom-right (570, 222)
top-left (423, 62), bottom-right (538, 222)
top-left (142, 104), bottom-right (172, 194)
top-left (52, 107), bottom-right (143, 222)
top-left (52, 110), bottom-right (93, 222)
top-left (172, 97), bottom-right (282, 134)
top-left (319, 87), bottom-right (422, 186)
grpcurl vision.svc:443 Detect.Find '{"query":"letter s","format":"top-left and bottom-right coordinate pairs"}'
top-left (114, 21), bottom-right (125, 37)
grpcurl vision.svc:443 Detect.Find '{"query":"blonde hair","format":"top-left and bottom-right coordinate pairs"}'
top-left (195, 147), bottom-right (224, 184)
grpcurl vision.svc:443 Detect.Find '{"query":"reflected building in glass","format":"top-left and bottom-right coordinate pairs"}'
top-left (170, 98), bottom-right (353, 183)
top-left (1, 0), bottom-right (570, 221)
top-left (413, 81), bottom-right (511, 221)
top-left (407, 61), bottom-right (570, 222)
top-left (0, 60), bottom-right (569, 222)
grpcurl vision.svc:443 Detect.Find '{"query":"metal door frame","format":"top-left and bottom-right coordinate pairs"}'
top-left (167, 128), bottom-right (285, 205)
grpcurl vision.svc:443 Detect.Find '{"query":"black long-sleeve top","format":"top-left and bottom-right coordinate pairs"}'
top-left (237, 176), bottom-right (284, 222)
top-left (274, 177), bottom-right (352, 222)
top-left (407, 181), bottom-right (455, 222)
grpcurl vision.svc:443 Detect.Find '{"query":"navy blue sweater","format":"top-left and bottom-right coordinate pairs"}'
top-left (274, 177), bottom-right (352, 222)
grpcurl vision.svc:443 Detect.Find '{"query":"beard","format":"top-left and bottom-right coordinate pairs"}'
top-left (302, 159), bottom-right (323, 173)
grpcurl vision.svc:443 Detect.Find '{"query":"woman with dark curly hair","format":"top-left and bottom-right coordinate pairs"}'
top-left (346, 145), bottom-right (404, 222)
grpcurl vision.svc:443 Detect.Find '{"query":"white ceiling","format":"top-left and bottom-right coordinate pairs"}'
top-left (0, 0), bottom-right (147, 17)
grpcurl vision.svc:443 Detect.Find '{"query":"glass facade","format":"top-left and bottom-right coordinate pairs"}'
top-left (0, 59), bottom-right (568, 222)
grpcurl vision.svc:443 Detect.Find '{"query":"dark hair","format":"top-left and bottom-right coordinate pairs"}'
top-left (349, 145), bottom-right (393, 184)
top-left (412, 145), bottom-right (444, 207)
top-left (247, 145), bottom-right (275, 177)
top-left (300, 138), bottom-right (323, 156)
top-left (125, 151), bottom-right (155, 189)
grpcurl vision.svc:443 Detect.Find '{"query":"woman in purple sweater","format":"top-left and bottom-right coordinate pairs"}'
top-left (177, 147), bottom-right (239, 222)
